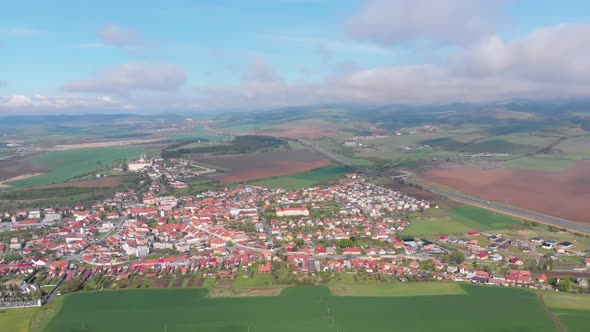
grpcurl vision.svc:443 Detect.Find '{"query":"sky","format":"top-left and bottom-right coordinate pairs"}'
top-left (1, 0), bottom-right (590, 113)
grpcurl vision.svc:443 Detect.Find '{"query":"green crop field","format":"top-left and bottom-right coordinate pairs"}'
top-left (173, 177), bottom-right (220, 196)
top-left (505, 156), bottom-right (577, 172)
top-left (551, 308), bottom-right (590, 332)
top-left (404, 205), bottom-right (521, 236)
top-left (329, 281), bottom-right (467, 297)
top-left (542, 291), bottom-right (590, 311)
top-left (483, 132), bottom-right (557, 147)
top-left (167, 129), bottom-right (231, 141)
top-left (248, 165), bottom-right (349, 191)
top-left (553, 136), bottom-right (590, 159)
top-left (0, 307), bottom-right (39, 332)
top-left (448, 205), bottom-right (522, 230)
top-left (402, 218), bottom-right (471, 236)
top-left (542, 292), bottom-right (590, 332)
top-left (7, 147), bottom-right (149, 188)
top-left (0, 184), bottom-right (131, 211)
top-left (41, 285), bottom-right (559, 332)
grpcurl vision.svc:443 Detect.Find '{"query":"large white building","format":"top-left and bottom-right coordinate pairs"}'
top-left (122, 242), bottom-right (149, 257)
top-left (128, 162), bottom-right (149, 172)
top-left (276, 207), bottom-right (309, 217)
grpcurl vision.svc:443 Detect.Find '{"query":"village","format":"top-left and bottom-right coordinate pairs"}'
top-left (1, 165), bottom-right (589, 308)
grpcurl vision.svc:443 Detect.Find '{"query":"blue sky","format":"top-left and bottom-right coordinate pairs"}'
top-left (1, 0), bottom-right (590, 113)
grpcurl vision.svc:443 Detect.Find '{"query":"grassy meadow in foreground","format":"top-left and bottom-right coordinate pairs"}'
top-left (0, 307), bottom-right (39, 332)
top-left (42, 284), bottom-right (558, 332)
top-left (542, 292), bottom-right (590, 332)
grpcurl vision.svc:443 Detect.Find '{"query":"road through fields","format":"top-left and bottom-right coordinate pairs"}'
top-left (299, 139), bottom-right (590, 235)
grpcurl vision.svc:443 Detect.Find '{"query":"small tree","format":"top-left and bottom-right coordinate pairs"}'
top-left (295, 239), bottom-right (304, 248)
top-left (62, 279), bottom-right (83, 293)
top-left (338, 239), bottom-right (354, 248)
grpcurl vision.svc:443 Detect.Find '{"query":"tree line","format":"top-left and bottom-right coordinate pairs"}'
top-left (161, 135), bottom-right (287, 158)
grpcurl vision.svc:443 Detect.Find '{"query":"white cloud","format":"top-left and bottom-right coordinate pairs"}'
top-left (96, 23), bottom-right (149, 54)
top-left (5, 23), bottom-right (590, 113)
top-left (241, 57), bottom-right (280, 83)
top-left (347, 0), bottom-right (503, 45)
top-left (454, 24), bottom-right (590, 82)
top-left (4, 95), bottom-right (33, 108)
top-left (0, 94), bottom-right (132, 113)
top-left (97, 23), bottom-right (143, 47)
top-left (0, 27), bottom-right (40, 37)
top-left (62, 62), bottom-right (187, 95)
top-left (196, 24), bottom-right (590, 108)
top-left (271, 34), bottom-right (395, 56)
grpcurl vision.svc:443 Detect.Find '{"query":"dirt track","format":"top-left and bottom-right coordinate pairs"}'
top-left (0, 172), bottom-right (45, 188)
top-left (54, 138), bottom-right (162, 150)
top-left (422, 160), bottom-right (590, 223)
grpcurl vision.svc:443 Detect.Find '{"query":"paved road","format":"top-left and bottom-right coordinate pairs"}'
top-left (299, 139), bottom-right (590, 235)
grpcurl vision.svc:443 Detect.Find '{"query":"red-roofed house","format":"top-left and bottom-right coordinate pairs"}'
top-left (538, 274), bottom-right (548, 283)
top-left (475, 252), bottom-right (488, 260)
top-left (258, 262), bottom-right (272, 274)
top-left (342, 247), bottom-right (362, 255)
top-left (315, 245), bottom-right (327, 256)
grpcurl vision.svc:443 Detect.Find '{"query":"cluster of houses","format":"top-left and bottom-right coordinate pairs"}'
top-left (126, 156), bottom-right (215, 191)
top-left (266, 179), bottom-right (429, 243)
top-left (1, 173), bottom-right (589, 296)
top-left (435, 230), bottom-right (588, 269)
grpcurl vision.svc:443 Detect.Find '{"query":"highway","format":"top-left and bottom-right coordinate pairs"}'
top-left (298, 139), bottom-right (590, 235)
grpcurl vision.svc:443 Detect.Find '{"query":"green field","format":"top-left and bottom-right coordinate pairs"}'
top-left (551, 308), bottom-right (590, 332)
top-left (329, 281), bottom-right (466, 297)
top-left (505, 156), bottom-right (577, 172)
top-left (173, 177), bottom-right (220, 195)
top-left (167, 131), bottom-right (231, 141)
top-left (403, 205), bottom-right (521, 236)
top-left (542, 292), bottom-right (590, 332)
top-left (7, 147), bottom-right (149, 188)
top-left (402, 218), bottom-right (471, 237)
top-left (0, 307), bottom-right (39, 332)
top-left (0, 176), bottom-right (136, 210)
top-left (42, 284), bottom-right (559, 332)
top-left (248, 165), bottom-right (349, 191)
top-left (542, 291), bottom-right (590, 311)
top-left (232, 267), bottom-right (274, 288)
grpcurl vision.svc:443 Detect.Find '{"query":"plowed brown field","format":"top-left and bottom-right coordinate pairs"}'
top-left (201, 150), bottom-right (331, 183)
top-left (0, 156), bottom-right (46, 182)
top-left (422, 160), bottom-right (590, 223)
